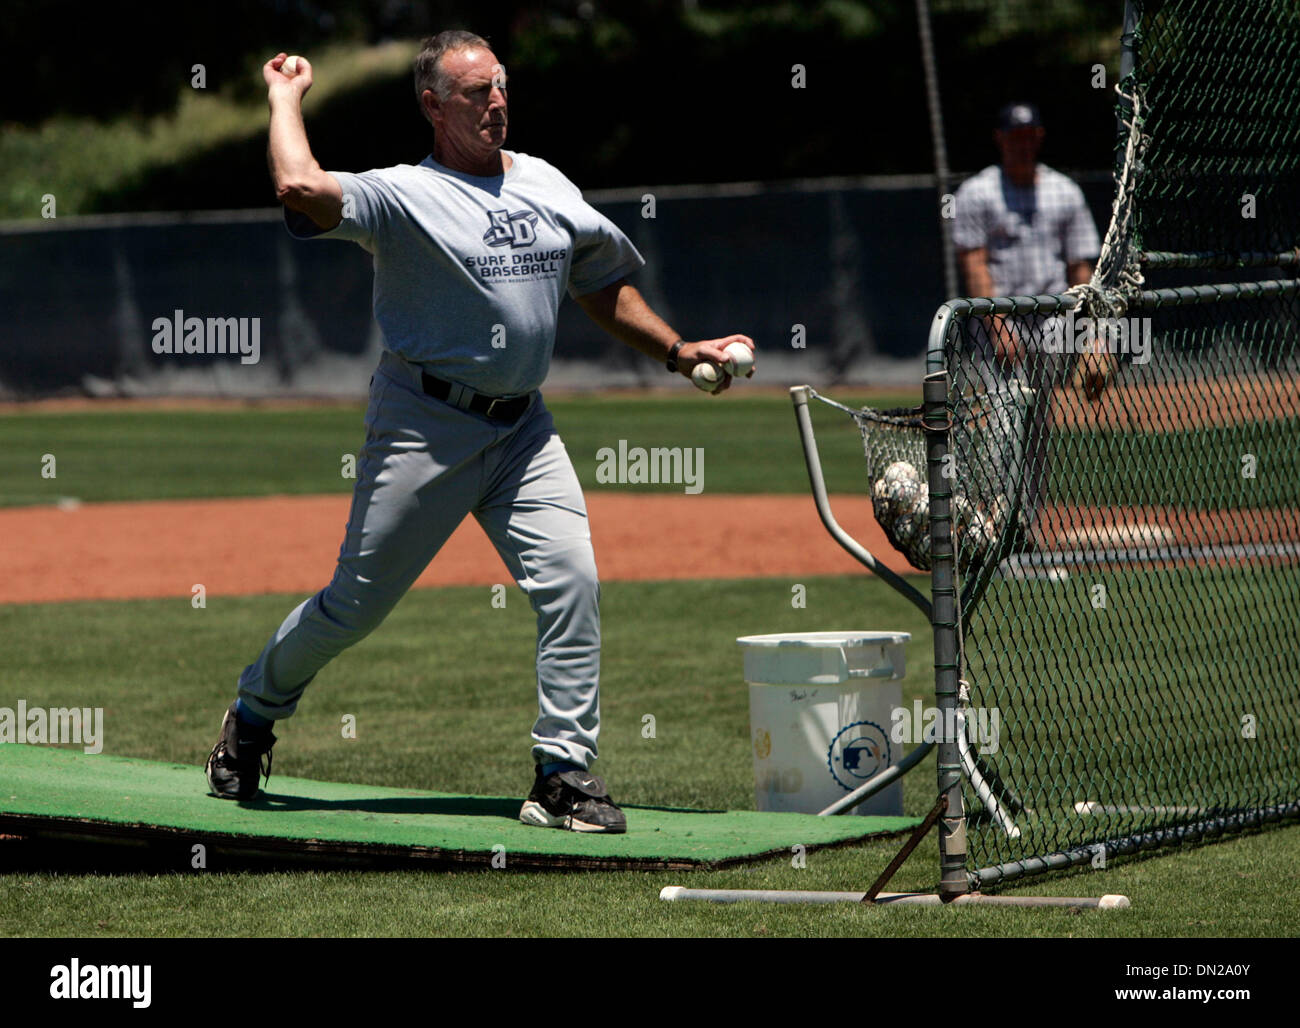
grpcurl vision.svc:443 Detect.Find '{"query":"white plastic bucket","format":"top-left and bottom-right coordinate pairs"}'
top-left (737, 631), bottom-right (909, 816)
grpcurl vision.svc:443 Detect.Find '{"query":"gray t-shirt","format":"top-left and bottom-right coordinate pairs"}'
top-left (952, 164), bottom-right (1100, 297)
top-left (286, 150), bottom-right (645, 396)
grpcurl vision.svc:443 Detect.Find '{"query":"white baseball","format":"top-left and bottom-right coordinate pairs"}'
top-left (282, 55), bottom-right (301, 75)
top-left (723, 341), bottom-right (754, 378)
top-left (691, 362), bottom-right (723, 393)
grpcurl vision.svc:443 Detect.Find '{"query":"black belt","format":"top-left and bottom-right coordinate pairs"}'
top-left (420, 372), bottom-right (530, 424)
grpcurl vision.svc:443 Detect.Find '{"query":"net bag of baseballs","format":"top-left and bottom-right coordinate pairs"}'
top-left (847, 389), bottom-right (1035, 574)
top-left (870, 462), bottom-right (1012, 573)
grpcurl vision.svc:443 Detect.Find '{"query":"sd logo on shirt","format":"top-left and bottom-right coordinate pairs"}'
top-left (483, 209), bottom-right (539, 248)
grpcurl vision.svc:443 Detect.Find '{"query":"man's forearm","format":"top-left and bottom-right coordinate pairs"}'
top-left (576, 278), bottom-right (754, 392)
top-left (959, 250), bottom-right (995, 300)
top-left (958, 248), bottom-right (1007, 341)
top-left (265, 86), bottom-right (341, 229)
top-left (578, 281), bottom-right (681, 363)
top-left (267, 95), bottom-right (321, 199)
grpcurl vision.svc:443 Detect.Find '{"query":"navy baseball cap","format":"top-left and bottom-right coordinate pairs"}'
top-left (997, 102), bottom-right (1043, 130)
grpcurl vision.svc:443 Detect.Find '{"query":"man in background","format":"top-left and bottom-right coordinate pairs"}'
top-left (952, 102), bottom-right (1101, 537)
top-left (954, 101), bottom-right (1100, 366)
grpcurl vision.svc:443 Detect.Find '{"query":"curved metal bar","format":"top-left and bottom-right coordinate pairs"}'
top-left (1130, 277), bottom-right (1300, 307)
top-left (927, 293), bottom-right (1087, 376)
top-left (957, 710), bottom-right (1020, 839)
top-left (925, 302), bottom-right (958, 376)
top-left (816, 741), bottom-right (935, 816)
top-left (790, 386), bottom-right (930, 617)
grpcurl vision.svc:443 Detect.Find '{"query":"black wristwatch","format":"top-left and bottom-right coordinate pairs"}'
top-left (665, 340), bottom-right (687, 373)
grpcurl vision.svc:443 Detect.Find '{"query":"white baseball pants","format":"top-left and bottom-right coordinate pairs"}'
top-left (236, 350), bottom-right (602, 768)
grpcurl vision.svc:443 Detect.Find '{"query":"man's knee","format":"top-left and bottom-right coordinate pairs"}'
top-left (317, 576), bottom-right (397, 639)
top-left (565, 545), bottom-right (599, 594)
top-left (561, 544), bottom-right (599, 600)
top-left (526, 540), bottom-right (599, 610)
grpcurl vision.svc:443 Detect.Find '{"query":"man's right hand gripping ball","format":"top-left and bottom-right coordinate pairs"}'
top-left (264, 52), bottom-right (313, 94)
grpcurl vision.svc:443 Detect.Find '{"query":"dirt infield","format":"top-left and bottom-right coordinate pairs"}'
top-left (8, 374), bottom-right (1295, 607)
top-left (1, 493), bottom-right (917, 605)
top-left (1044, 503), bottom-right (1298, 548)
top-left (1051, 373), bottom-right (1300, 432)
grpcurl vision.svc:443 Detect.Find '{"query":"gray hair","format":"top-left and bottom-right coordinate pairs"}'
top-left (414, 30), bottom-right (491, 104)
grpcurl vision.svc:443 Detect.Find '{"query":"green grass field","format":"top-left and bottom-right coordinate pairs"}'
top-left (962, 564), bottom-right (1300, 872)
top-left (0, 392), bottom-right (913, 505)
top-left (2, 394), bottom-right (1298, 938)
top-left (5, 394), bottom-right (1296, 508)
top-left (3, 575), bottom-right (1298, 937)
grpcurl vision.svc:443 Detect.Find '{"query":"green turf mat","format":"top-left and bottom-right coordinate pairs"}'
top-left (0, 747), bottom-right (917, 870)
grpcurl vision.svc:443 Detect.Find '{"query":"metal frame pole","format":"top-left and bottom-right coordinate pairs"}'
top-left (924, 370), bottom-right (970, 899)
top-left (660, 887), bottom-right (1130, 909)
top-left (1119, 0), bottom-right (1137, 97)
top-left (915, 0), bottom-right (958, 301)
top-left (658, 372), bottom-right (1130, 909)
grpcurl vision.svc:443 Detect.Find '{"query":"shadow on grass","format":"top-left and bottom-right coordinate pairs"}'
top-left (233, 794), bottom-right (725, 817)
top-left (240, 793), bottom-right (522, 818)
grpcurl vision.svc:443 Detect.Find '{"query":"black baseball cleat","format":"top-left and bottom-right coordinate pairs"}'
top-left (205, 702), bottom-right (276, 800)
top-left (519, 766), bottom-right (627, 833)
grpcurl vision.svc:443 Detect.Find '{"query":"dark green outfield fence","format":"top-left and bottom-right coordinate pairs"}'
top-left (0, 177), bottom-right (1116, 400)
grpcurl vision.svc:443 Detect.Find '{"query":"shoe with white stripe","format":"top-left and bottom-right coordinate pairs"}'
top-left (519, 766), bottom-right (626, 833)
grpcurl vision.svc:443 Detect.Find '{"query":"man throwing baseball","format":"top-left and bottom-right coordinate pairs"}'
top-left (204, 30), bottom-right (755, 833)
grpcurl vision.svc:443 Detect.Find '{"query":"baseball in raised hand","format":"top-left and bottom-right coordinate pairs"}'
top-left (264, 52), bottom-right (313, 96)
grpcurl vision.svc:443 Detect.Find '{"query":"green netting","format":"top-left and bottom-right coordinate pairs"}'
top-left (931, 0), bottom-right (1300, 884)
top-left (943, 290), bottom-right (1300, 883)
top-left (1126, 0), bottom-right (1300, 262)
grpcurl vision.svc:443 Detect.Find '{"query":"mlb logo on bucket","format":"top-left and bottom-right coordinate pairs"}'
top-left (828, 720), bottom-right (890, 790)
